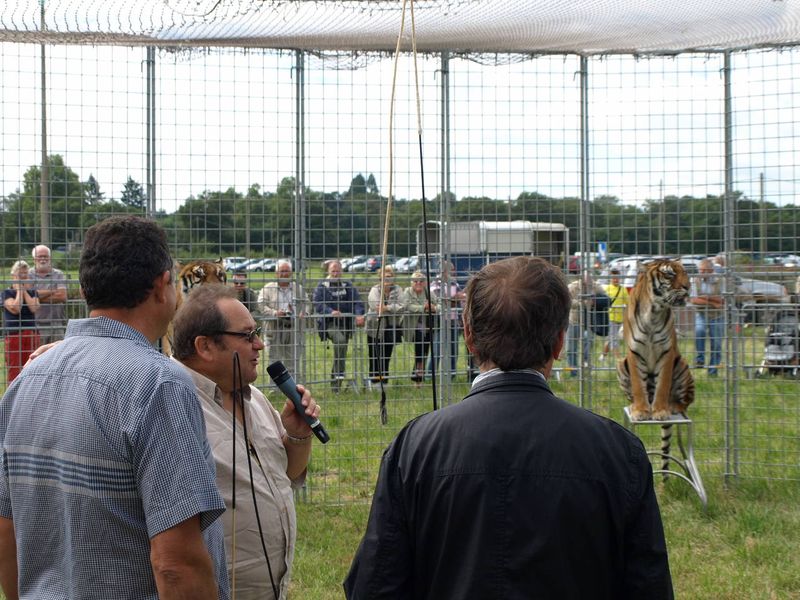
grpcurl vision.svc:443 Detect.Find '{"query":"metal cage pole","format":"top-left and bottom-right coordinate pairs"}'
top-left (437, 51), bottom-right (456, 405)
top-left (578, 55), bottom-right (591, 408)
top-left (145, 46), bottom-right (157, 217)
top-left (39, 0), bottom-right (50, 246)
top-left (294, 49), bottom-right (307, 381)
top-left (722, 50), bottom-right (739, 481)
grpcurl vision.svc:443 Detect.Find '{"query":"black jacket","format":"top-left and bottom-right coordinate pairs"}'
top-left (313, 278), bottom-right (365, 339)
top-left (344, 372), bottom-right (673, 600)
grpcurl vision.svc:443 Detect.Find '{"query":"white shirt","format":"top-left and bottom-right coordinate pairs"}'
top-left (472, 367), bottom-right (545, 387)
top-left (180, 362), bottom-right (303, 600)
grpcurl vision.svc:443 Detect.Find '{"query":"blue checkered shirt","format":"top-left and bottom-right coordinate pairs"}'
top-left (0, 317), bottom-right (229, 599)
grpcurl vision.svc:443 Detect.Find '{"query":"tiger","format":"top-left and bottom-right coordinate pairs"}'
top-left (616, 259), bottom-right (695, 474)
top-left (175, 259), bottom-right (227, 309)
top-left (161, 259), bottom-right (227, 355)
top-left (617, 259), bottom-right (694, 421)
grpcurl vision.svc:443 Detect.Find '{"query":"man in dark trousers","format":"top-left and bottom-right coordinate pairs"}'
top-left (313, 259), bottom-right (365, 391)
top-left (344, 256), bottom-right (673, 600)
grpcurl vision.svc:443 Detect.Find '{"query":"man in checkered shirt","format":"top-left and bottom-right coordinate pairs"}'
top-left (0, 216), bottom-right (229, 599)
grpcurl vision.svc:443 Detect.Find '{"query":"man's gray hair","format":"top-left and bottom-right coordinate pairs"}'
top-left (32, 245), bottom-right (51, 258)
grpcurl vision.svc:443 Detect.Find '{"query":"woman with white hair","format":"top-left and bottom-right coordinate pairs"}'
top-left (3, 260), bottom-right (40, 383)
top-left (403, 271), bottom-right (439, 384)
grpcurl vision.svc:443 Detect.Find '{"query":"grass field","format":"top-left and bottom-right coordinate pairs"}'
top-left (285, 339), bottom-right (800, 599)
top-left (1, 479), bottom-right (799, 599)
top-left (291, 477), bottom-right (800, 599)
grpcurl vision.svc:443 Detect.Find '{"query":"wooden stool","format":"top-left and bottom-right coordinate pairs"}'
top-left (622, 406), bottom-right (707, 508)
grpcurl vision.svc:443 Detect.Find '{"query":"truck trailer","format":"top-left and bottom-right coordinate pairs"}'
top-left (416, 220), bottom-right (569, 279)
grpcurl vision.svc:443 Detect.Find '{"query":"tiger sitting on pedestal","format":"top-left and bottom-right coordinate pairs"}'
top-left (617, 259), bottom-right (695, 422)
top-left (161, 259), bottom-right (227, 355)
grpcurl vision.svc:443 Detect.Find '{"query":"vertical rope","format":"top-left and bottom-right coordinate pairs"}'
top-left (376, 0), bottom-right (409, 425)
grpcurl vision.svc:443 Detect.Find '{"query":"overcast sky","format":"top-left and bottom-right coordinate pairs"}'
top-left (1, 43), bottom-right (798, 213)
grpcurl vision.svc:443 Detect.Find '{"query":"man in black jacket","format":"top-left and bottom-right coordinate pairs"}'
top-left (344, 256), bottom-right (673, 600)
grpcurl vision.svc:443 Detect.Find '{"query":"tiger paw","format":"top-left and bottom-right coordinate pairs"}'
top-left (629, 406), bottom-right (651, 421)
top-left (651, 408), bottom-right (671, 421)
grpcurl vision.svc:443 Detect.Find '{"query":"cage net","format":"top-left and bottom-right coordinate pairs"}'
top-left (2, 0), bottom-right (800, 53)
top-left (1, 1), bottom-right (800, 504)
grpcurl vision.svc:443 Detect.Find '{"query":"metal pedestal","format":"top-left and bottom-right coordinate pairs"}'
top-left (623, 406), bottom-right (708, 508)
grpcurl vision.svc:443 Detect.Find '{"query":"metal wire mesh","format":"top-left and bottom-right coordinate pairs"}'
top-left (3, 0), bottom-right (800, 53)
top-left (2, 43), bottom-right (799, 505)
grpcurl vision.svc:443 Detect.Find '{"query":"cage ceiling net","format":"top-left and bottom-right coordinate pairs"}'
top-left (2, 0), bottom-right (800, 54)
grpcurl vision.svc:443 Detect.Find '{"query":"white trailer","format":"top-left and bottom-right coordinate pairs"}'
top-left (416, 220), bottom-right (569, 276)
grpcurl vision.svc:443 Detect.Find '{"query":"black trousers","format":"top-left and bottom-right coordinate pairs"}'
top-left (368, 326), bottom-right (401, 380)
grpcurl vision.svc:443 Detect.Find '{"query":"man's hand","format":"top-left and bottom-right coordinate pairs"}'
top-left (280, 384), bottom-right (320, 438)
top-left (24, 341), bottom-right (62, 368)
top-left (280, 384), bottom-right (319, 480)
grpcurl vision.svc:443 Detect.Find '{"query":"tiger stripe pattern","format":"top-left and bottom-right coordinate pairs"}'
top-left (176, 259), bottom-right (227, 308)
top-left (161, 259), bottom-right (227, 355)
top-left (617, 259), bottom-right (695, 420)
top-left (617, 259), bottom-right (695, 473)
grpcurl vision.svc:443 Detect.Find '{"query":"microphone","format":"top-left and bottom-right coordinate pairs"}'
top-left (267, 361), bottom-right (330, 444)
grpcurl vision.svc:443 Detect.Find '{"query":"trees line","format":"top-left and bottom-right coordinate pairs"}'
top-left (2, 156), bottom-right (798, 260)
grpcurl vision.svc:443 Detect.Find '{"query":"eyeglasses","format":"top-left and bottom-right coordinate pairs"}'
top-left (232, 280), bottom-right (247, 286)
top-left (213, 327), bottom-right (262, 343)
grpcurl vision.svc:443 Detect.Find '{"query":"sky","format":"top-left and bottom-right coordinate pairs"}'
top-left (1, 43), bottom-right (799, 214)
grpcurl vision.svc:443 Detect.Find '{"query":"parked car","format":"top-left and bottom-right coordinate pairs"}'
top-left (231, 258), bottom-right (260, 272)
top-left (393, 256), bottom-right (418, 273)
top-left (678, 256), bottom-right (790, 322)
top-left (733, 275), bottom-right (790, 306)
top-left (365, 255), bottom-right (398, 272)
top-left (601, 255), bottom-right (662, 281)
top-left (347, 256), bottom-right (371, 272)
top-left (246, 258), bottom-right (277, 272)
top-left (342, 255), bottom-right (367, 271)
top-left (224, 256), bottom-right (248, 271)
top-left (778, 255), bottom-right (800, 267)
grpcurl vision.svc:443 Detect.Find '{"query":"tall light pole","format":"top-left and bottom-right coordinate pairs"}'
top-left (39, 0), bottom-right (50, 245)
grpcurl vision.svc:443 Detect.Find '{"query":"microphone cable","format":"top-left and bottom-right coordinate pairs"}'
top-left (231, 351), bottom-right (279, 599)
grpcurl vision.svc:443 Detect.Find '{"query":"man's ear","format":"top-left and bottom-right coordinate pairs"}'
top-left (193, 334), bottom-right (216, 362)
top-left (152, 270), bottom-right (172, 304)
top-left (463, 317), bottom-right (476, 356)
top-left (553, 329), bottom-right (566, 360)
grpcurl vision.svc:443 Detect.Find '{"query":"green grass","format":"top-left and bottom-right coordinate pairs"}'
top-left (290, 479), bottom-right (800, 600)
top-left (284, 324), bottom-right (800, 599)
